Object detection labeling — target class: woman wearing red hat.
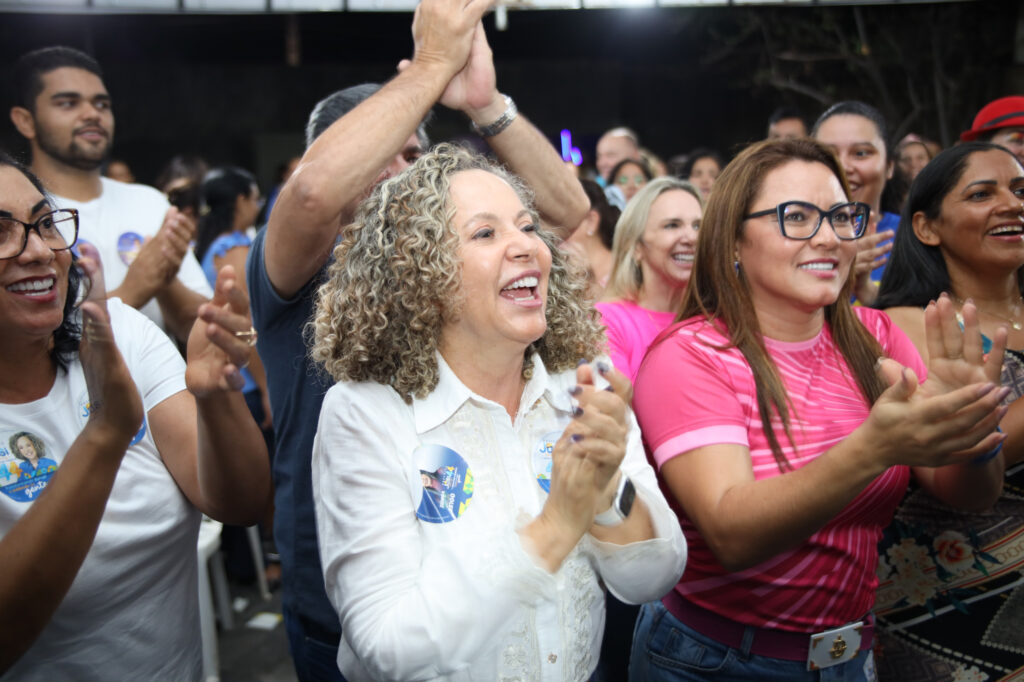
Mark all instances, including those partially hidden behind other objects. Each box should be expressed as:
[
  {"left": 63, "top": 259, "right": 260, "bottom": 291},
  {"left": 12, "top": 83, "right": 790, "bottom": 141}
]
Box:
[{"left": 961, "top": 95, "right": 1024, "bottom": 165}]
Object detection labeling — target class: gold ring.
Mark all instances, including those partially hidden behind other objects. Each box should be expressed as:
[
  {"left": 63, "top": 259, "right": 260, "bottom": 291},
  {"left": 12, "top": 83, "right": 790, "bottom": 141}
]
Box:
[{"left": 234, "top": 326, "right": 258, "bottom": 347}]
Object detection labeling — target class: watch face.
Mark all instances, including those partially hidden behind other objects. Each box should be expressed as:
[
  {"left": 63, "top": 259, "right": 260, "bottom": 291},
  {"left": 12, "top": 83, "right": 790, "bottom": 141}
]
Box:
[{"left": 618, "top": 477, "right": 636, "bottom": 518}]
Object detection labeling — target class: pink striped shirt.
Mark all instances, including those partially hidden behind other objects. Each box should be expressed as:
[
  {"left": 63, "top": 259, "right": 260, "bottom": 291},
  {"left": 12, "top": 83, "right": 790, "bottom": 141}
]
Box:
[{"left": 634, "top": 306, "right": 925, "bottom": 632}]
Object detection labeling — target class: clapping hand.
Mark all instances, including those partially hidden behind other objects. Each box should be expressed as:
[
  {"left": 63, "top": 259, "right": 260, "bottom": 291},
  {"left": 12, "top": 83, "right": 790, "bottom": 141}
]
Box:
[
  {"left": 185, "top": 265, "right": 256, "bottom": 397},
  {"left": 543, "top": 361, "right": 631, "bottom": 538},
  {"left": 77, "top": 243, "right": 145, "bottom": 446},
  {"left": 868, "top": 294, "right": 1007, "bottom": 469}
]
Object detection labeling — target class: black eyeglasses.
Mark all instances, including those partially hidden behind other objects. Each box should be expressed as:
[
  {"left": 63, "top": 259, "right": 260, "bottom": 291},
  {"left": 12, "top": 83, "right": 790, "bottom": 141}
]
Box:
[
  {"left": 744, "top": 201, "right": 870, "bottom": 241},
  {"left": 0, "top": 209, "right": 79, "bottom": 260}
]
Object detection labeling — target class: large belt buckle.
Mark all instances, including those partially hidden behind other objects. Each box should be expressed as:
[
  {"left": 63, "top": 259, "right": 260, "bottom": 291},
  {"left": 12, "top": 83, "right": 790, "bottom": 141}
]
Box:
[{"left": 806, "top": 621, "right": 863, "bottom": 671}]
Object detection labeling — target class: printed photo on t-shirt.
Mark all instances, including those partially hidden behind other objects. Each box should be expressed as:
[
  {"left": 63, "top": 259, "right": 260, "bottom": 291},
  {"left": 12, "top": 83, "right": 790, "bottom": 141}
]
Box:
[{"left": 0, "top": 430, "right": 58, "bottom": 503}]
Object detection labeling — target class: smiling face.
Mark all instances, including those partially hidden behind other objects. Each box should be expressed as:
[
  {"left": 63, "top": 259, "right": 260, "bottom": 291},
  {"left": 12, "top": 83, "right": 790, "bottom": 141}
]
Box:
[
  {"left": 737, "top": 160, "right": 857, "bottom": 326},
  {"left": 24, "top": 67, "right": 113, "bottom": 172},
  {"left": 814, "top": 113, "right": 891, "bottom": 211},
  {"left": 635, "top": 189, "right": 702, "bottom": 301},
  {"left": 917, "top": 149, "right": 1024, "bottom": 278},
  {"left": 0, "top": 165, "right": 71, "bottom": 345},
  {"left": 440, "top": 169, "right": 552, "bottom": 362},
  {"left": 16, "top": 436, "right": 38, "bottom": 463},
  {"left": 689, "top": 156, "right": 720, "bottom": 199}
]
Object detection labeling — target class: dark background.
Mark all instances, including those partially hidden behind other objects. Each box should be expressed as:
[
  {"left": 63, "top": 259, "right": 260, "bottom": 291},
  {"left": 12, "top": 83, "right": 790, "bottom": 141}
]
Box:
[{"left": 0, "top": 2, "right": 1019, "bottom": 189}]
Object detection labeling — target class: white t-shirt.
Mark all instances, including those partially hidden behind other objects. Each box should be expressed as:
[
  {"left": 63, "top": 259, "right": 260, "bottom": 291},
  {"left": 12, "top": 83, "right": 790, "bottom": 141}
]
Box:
[
  {"left": 313, "top": 353, "right": 687, "bottom": 681},
  {"left": 53, "top": 177, "right": 213, "bottom": 331},
  {"left": 0, "top": 300, "right": 202, "bottom": 681}
]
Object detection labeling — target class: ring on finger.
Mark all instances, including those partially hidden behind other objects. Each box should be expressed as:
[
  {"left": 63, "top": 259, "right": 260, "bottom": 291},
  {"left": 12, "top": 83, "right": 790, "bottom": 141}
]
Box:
[{"left": 234, "top": 326, "right": 258, "bottom": 347}]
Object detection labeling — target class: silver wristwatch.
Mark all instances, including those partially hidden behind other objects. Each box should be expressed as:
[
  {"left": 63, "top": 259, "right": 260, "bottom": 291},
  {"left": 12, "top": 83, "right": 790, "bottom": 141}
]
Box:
[{"left": 594, "top": 475, "right": 636, "bottom": 526}]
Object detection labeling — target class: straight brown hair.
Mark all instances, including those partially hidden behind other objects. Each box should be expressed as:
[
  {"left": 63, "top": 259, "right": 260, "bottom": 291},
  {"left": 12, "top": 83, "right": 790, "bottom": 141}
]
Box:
[{"left": 673, "top": 137, "right": 887, "bottom": 470}]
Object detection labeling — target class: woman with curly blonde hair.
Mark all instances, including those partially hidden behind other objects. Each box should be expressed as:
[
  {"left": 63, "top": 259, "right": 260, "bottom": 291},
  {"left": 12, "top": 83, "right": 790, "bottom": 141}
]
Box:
[{"left": 310, "top": 143, "right": 686, "bottom": 681}]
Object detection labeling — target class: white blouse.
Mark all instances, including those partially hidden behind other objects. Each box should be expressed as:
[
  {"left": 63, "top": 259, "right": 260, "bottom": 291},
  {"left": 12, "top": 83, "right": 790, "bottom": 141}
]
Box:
[{"left": 312, "top": 354, "right": 686, "bottom": 681}]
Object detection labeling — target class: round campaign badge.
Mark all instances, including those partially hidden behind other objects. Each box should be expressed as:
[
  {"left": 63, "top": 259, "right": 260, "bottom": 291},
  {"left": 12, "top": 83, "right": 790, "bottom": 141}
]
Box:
[
  {"left": 532, "top": 431, "right": 561, "bottom": 493},
  {"left": 411, "top": 444, "right": 474, "bottom": 524},
  {"left": 0, "top": 430, "right": 59, "bottom": 503},
  {"left": 117, "top": 231, "right": 145, "bottom": 266}
]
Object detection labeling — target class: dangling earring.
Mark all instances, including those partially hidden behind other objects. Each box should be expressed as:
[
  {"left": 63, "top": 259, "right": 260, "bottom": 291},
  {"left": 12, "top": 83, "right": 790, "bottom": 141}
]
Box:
[{"left": 733, "top": 259, "right": 740, "bottom": 273}]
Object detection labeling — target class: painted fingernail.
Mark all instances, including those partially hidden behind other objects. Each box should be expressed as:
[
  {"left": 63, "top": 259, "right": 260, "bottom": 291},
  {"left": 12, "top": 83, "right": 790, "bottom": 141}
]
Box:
[
  {"left": 570, "top": 434, "right": 584, "bottom": 443},
  {"left": 604, "top": 385, "right": 615, "bottom": 392},
  {"left": 597, "top": 361, "right": 611, "bottom": 374},
  {"left": 577, "top": 358, "right": 587, "bottom": 367},
  {"left": 997, "top": 386, "right": 1012, "bottom": 401},
  {"left": 572, "top": 406, "right": 584, "bottom": 418},
  {"left": 568, "top": 385, "right": 583, "bottom": 396},
  {"left": 978, "top": 383, "right": 996, "bottom": 396}
]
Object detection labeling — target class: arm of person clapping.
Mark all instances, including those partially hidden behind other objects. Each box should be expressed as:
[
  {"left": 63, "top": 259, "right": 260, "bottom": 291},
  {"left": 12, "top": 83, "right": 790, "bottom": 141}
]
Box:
[
  {"left": 147, "top": 264, "right": 271, "bottom": 525},
  {"left": 0, "top": 244, "right": 144, "bottom": 673},
  {"left": 519, "top": 361, "right": 683, "bottom": 579},
  {"left": 657, "top": 296, "right": 1006, "bottom": 573}
]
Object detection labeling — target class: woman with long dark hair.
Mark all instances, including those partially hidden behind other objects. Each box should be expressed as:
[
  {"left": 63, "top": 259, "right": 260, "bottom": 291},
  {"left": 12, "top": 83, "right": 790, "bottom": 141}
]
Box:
[
  {"left": 0, "top": 152, "right": 269, "bottom": 678},
  {"left": 873, "top": 141, "right": 1024, "bottom": 680}
]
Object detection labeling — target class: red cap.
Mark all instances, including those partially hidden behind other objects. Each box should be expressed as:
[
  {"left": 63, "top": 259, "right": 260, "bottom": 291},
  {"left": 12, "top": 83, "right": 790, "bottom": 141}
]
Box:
[{"left": 961, "top": 96, "right": 1024, "bottom": 142}]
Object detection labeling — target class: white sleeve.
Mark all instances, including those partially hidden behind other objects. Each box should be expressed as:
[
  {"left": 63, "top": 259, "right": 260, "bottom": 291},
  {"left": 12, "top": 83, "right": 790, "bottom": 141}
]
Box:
[
  {"left": 176, "top": 249, "right": 214, "bottom": 298},
  {"left": 107, "top": 299, "right": 187, "bottom": 411},
  {"left": 312, "top": 383, "right": 558, "bottom": 681},
  {"left": 585, "top": 410, "right": 687, "bottom": 605}
]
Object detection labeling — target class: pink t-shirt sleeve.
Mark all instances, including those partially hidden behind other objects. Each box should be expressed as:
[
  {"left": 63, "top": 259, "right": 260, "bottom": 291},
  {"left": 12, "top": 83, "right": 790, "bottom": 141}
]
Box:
[
  {"left": 856, "top": 307, "right": 928, "bottom": 381},
  {"left": 634, "top": 322, "right": 750, "bottom": 469},
  {"left": 595, "top": 302, "right": 633, "bottom": 380}
]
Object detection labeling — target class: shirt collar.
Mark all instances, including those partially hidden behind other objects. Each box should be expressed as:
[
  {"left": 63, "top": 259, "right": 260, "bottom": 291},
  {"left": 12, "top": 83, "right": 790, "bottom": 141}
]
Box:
[{"left": 413, "top": 352, "right": 575, "bottom": 434}]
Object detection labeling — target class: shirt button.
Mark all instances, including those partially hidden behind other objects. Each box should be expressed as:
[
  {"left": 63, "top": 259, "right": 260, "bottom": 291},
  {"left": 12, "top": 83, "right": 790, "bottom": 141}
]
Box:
[{"left": 547, "top": 653, "right": 557, "bottom": 664}]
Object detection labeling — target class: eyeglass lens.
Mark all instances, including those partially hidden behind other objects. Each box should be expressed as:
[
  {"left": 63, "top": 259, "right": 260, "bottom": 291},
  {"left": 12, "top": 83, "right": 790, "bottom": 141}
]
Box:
[
  {"left": 780, "top": 202, "right": 866, "bottom": 240},
  {"left": 0, "top": 210, "right": 78, "bottom": 259}
]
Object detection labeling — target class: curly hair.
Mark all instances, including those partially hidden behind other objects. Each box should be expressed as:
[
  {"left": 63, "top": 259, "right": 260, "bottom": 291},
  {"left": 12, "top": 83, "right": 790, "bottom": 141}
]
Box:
[{"left": 311, "top": 143, "right": 605, "bottom": 402}]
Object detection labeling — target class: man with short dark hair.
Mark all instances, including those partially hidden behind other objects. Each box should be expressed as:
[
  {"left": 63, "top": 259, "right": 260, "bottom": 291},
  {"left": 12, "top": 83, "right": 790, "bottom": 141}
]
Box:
[
  {"left": 767, "top": 106, "right": 808, "bottom": 139},
  {"left": 247, "top": 2, "right": 588, "bottom": 679},
  {"left": 9, "top": 46, "right": 211, "bottom": 344}
]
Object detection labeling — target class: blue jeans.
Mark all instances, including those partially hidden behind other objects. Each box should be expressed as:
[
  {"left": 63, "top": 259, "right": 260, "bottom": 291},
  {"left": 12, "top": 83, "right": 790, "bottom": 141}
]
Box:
[
  {"left": 629, "top": 601, "right": 876, "bottom": 682},
  {"left": 283, "top": 606, "right": 347, "bottom": 682}
]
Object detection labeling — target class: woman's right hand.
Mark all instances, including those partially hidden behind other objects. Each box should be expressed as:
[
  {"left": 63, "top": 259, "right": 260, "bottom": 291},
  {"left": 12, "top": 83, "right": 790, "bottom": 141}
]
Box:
[
  {"left": 863, "top": 295, "right": 1007, "bottom": 469},
  {"left": 77, "top": 244, "right": 145, "bottom": 448}
]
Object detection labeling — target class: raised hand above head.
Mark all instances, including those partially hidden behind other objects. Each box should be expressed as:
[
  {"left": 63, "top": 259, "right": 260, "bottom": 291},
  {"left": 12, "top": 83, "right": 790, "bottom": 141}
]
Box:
[{"left": 411, "top": 0, "right": 494, "bottom": 78}]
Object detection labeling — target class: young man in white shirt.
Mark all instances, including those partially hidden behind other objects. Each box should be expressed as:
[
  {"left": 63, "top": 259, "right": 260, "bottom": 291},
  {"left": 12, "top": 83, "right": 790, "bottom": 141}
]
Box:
[{"left": 10, "top": 47, "right": 212, "bottom": 344}]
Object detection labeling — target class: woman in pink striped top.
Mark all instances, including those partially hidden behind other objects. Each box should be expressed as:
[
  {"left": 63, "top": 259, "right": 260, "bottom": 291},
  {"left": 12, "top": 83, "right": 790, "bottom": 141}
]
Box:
[{"left": 630, "top": 138, "right": 1008, "bottom": 681}]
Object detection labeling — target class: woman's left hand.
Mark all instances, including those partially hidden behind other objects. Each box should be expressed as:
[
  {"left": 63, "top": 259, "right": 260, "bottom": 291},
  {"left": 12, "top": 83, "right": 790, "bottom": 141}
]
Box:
[
  {"left": 185, "top": 265, "right": 257, "bottom": 397},
  {"left": 921, "top": 293, "right": 1007, "bottom": 395}
]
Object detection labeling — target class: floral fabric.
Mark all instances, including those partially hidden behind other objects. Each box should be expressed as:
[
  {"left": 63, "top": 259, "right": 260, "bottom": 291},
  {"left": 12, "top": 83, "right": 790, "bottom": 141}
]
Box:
[{"left": 874, "top": 348, "right": 1024, "bottom": 681}]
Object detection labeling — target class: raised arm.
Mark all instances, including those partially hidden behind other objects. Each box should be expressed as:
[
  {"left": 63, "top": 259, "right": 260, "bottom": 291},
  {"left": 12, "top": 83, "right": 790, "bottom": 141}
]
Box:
[
  {"left": 0, "top": 248, "right": 144, "bottom": 672},
  {"left": 151, "top": 265, "right": 271, "bottom": 525},
  {"left": 426, "top": 22, "right": 589, "bottom": 239},
  {"left": 265, "top": 0, "right": 493, "bottom": 299}
]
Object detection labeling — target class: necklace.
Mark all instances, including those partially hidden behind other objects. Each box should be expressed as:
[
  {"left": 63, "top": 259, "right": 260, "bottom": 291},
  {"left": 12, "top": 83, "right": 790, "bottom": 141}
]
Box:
[{"left": 952, "top": 294, "right": 1024, "bottom": 331}]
